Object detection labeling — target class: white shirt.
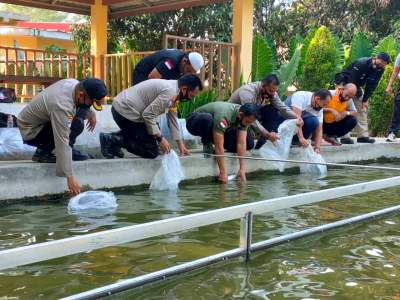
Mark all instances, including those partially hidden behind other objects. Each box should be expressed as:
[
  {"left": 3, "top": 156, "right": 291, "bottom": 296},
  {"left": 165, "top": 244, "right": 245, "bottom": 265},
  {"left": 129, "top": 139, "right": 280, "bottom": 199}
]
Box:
[{"left": 286, "top": 91, "right": 323, "bottom": 123}]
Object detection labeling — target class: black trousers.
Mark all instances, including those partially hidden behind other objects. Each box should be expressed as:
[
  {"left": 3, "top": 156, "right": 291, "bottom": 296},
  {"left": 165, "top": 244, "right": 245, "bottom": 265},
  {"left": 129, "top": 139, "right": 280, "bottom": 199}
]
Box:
[
  {"left": 112, "top": 107, "right": 159, "bottom": 158},
  {"left": 259, "top": 105, "right": 282, "bottom": 133},
  {"left": 22, "top": 108, "right": 88, "bottom": 153},
  {"left": 323, "top": 116, "right": 357, "bottom": 137},
  {"left": 389, "top": 87, "right": 400, "bottom": 133},
  {"left": 186, "top": 112, "right": 254, "bottom": 152}
]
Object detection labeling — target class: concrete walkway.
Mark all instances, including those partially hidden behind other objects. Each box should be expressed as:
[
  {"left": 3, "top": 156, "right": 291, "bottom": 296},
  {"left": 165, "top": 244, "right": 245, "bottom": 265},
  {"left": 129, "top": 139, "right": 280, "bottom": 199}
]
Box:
[
  {"left": 1, "top": 139, "right": 400, "bottom": 202},
  {"left": 0, "top": 140, "right": 400, "bottom": 201}
]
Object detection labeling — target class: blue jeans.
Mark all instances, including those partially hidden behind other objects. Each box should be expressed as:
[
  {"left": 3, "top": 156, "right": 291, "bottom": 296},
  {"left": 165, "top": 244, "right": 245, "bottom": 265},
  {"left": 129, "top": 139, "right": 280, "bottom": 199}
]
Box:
[{"left": 389, "top": 88, "right": 400, "bottom": 134}]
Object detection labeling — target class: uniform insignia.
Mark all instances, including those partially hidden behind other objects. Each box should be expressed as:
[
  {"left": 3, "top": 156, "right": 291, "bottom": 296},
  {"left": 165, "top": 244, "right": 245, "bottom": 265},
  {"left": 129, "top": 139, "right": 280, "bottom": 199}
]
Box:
[
  {"left": 219, "top": 119, "right": 228, "bottom": 129},
  {"left": 165, "top": 59, "right": 174, "bottom": 70}
]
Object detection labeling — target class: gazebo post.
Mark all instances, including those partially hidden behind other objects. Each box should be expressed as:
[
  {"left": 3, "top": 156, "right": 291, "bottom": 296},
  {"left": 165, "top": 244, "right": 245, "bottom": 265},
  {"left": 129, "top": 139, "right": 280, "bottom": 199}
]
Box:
[
  {"left": 90, "top": 0, "right": 108, "bottom": 80},
  {"left": 232, "top": 0, "right": 254, "bottom": 89}
]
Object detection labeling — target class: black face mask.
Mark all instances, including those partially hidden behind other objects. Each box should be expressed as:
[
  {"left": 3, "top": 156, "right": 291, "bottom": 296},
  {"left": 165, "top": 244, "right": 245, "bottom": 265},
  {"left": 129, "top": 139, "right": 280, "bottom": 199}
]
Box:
[
  {"left": 78, "top": 103, "right": 92, "bottom": 110},
  {"left": 178, "top": 89, "right": 190, "bottom": 102},
  {"left": 339, "top": 93, "right": 346, "bottom": 102}
]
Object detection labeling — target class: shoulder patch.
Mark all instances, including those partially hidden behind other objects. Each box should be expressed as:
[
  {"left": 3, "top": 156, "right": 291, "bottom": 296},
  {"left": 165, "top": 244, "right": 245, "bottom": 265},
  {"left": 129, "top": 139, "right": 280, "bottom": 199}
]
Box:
[
  {"left": 165, "top": 59, "right": 175, "bottom": 70},
  {"left": 219, "top": 118, "right": 228, "bottom": 129}
]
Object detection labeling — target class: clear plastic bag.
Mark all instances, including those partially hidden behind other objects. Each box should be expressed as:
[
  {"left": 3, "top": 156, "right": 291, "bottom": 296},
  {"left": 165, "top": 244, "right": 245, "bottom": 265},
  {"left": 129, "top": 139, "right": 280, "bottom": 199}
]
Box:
[
  {"left": 299, "top": 145, "right": 327, "bottom": 178},
  {"left": 259, "top": 119, "right": 297, "bottom": 171},
  {"left": 0, "top": 128, "right": 36, "bottom": 160},
  {"left": 150, "top": 150, "right": 185, "bottom": 191},
  {"left": 67, "top": 191, "right": 118, "bottom": 214}
]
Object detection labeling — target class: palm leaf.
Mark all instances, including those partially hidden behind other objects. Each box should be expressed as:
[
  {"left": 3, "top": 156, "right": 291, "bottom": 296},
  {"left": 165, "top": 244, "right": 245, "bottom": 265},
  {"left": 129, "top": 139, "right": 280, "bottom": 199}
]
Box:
[
  {"left": 346, "top": 32, "right": 372, "bottom": 66},
  {"left": 332, "top": 33, "right": 345, "bottom": 72},
  {"left": 289, "top": 33, "right": 303, "bottom": 59},
  {"left": 297, "top": 27, "right": 317, "bottom": 77},
  {"left": 252, "top": 34, "right": 274, "bottom": 81},
  {"left": 276, "top": 45, "right": 302, "bottom": 97},
  {"left": 372, "top": 35, "right": 400, "bottom": 63}
]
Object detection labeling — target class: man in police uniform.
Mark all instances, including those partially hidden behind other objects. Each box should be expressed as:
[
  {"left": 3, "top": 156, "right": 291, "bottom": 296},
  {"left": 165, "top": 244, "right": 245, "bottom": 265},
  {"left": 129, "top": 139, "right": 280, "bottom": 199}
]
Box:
[
  {"left": 186, "top": 102, "right": 259, "bottom": 183},
  {"left": 100, "top": 74, "right": 203, "bottom": 159},
  {"left": 229, "top": 73, "right": 302, "bottom": 149},
  {"left": 17, "top": 78, "right": 107, "bottom": 195},
  {"left": 132, "top": 49, "right": 204, "bottom": 85},
  {"left": 335, "top": 52, "right": 390, "bottom": 143}
]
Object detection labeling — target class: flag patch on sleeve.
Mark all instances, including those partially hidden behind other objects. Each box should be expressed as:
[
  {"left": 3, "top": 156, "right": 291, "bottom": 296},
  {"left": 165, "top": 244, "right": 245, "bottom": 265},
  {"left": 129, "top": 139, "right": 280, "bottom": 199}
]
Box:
[
  {"left": 165, "top": 59, "right": 174, "bottom": 70},
  {"left": 219, "top": 119, "right": 228, "bottom": 129}
]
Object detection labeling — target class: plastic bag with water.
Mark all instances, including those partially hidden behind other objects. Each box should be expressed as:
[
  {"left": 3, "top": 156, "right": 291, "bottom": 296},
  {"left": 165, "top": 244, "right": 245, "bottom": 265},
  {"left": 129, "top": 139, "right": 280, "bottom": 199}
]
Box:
[
  {"left": 67, "top": 191, "right": 118, "bottom": 214},
  {"left": 0, "top": 128, "right": 36, "bottom": 160},
  {"left": 299, "top": 145, "right": 327, "bottom": 178},
  {"left": 150, "top": 150, "right": 185, "bottom": 191},
  {"left": 259, "top": 119, "right": 298, "bottom": 171}
]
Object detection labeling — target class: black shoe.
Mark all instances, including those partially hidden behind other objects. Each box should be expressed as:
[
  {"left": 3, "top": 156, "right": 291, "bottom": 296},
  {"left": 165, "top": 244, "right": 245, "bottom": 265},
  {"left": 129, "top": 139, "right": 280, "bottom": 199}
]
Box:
[
  {"left": 340, "top": 137, "right": 354, "bottom": 144},
  {"left": 357, "top": 137, "right": 375, "bottom": 144},
  {"left": 110, "top": 132, "right": 125, "bottom": 158},
  {"left": 32, "top": 149, "right": 56, "bottom": 163},
  {"left": 72, "top": 148, "right": 90, "bottom": 161},
  {"left": 100, "top": 133, "right": 115, "bottom": 159}
]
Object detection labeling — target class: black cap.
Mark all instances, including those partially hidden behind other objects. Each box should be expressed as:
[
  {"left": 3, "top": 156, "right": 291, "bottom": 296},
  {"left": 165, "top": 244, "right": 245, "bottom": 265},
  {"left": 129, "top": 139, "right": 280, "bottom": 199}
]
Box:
[
  {"left": 239, "top": 103, "right": 261, "bottom": 120},
  {"left": 82, "top": 78, "right": 107, "bottom": 100},
  {"left": 377, "top": 52, "right": 391, "bottom": 64}
]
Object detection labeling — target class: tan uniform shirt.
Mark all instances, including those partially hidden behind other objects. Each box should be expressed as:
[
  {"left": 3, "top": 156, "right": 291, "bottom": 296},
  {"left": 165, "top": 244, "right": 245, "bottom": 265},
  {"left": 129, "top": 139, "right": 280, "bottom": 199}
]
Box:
[
  {"left": 18, "top": 79, "right": 78, "bottom": 177},
  {"left": 229, "top": 82, "right": 296, "bottom": 132},
  {"left": 112, "top": 79, "right": 181, "bottom": 140}
]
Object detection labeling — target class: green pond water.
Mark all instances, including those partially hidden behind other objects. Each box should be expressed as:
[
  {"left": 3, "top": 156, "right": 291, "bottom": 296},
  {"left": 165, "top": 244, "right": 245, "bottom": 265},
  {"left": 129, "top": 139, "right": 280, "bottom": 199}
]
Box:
[{"left": 1, "top": 162, "right": 400, "bottom": 299}]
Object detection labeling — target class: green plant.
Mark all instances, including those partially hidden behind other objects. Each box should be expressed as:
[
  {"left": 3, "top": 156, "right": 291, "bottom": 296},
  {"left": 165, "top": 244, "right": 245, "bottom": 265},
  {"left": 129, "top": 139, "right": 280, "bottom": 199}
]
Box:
[
  {"left": 372, "top": 35, "right": 400, "bottom": 62},
  {"left": 178, "top": 89, "right": 217, "bottom": 119},
  {"left": 333, "top": 33, "right": 345, "bottom": 72},
  {"left": 297, "top": 27, "right": 317, "bottom": 78},
  {"left": 368, "top": 65, "right": 399, "bottom": 136},
  {"left": 346, "top": 32, "right": 372, "bottom": 66},
  {"left": 251, "top": 34, "right": 274, "bottom": 81},
  {"left": 289, "top": 33, "right": 303, "bottom": 60},
  {"left": 275, "top": 45, "right": 302, "bottom": 97},
  {"left": 301, "top": 26, "right": 338, "bottom": 91}
]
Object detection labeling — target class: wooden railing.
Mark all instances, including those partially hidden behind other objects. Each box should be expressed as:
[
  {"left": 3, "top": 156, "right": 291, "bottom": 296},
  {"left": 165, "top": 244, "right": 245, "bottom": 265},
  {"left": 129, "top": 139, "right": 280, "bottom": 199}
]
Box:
[
  {"left": 163, "top": 34, "right": 237, "bottom": 99},
  {"left": 102, "top": 51, "right": 153, "bottom": 98},
  {"left": 0, "top": 46, "right": 93, "bottom": 101}
]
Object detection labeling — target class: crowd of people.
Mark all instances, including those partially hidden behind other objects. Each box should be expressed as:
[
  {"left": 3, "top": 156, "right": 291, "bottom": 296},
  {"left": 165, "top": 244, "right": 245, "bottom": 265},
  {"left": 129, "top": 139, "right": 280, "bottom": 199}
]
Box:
[{"left": 13, "top": 48, "right": 400, "bottom": 195}]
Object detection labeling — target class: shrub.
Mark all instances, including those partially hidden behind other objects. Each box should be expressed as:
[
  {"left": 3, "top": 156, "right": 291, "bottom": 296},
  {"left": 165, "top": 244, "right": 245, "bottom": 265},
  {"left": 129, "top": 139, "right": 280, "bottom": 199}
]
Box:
[
  {"left": 300, "top": 26, "right": 338, "bottom": 91},
  {"left": 178, "top": 89, "right": 217, "bottom": 119},
  {"left": 251, "top": 34, "right": 274, "bottom": 81},
  {"left": 368, "top": 65, "right": 398, "bottom": 136},
  {"left": 346, "top": 32, "right": 372, "bottom": 66}
]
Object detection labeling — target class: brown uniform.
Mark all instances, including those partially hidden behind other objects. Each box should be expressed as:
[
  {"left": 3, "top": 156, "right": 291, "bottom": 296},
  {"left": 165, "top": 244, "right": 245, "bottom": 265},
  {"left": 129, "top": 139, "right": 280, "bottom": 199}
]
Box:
[
  {"left": 18, "top": 79, "right": 78, "bottom": 177},
  {"left": 112, "top": 79, "right": 181, "bottom": 140},
  {"left": 229, "top": 81, "right": 296, "bottom": 132}
]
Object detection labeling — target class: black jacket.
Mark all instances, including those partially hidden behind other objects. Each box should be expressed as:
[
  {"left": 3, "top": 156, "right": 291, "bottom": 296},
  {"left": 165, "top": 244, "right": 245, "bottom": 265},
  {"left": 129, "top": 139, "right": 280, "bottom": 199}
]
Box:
[{"left": 335, "top": 57, "right": 384, "bottom": 102}]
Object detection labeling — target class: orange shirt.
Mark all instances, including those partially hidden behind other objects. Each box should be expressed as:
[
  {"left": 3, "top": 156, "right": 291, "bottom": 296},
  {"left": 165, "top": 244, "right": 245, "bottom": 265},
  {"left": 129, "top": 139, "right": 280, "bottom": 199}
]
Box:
[{"left": 324, "top": 89, "right": 348, "bottom": 124}]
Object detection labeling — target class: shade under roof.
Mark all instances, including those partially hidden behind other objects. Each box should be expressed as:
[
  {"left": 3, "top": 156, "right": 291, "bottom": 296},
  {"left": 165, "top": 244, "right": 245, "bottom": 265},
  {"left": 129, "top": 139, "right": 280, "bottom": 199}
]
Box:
[{"left": 0, "top": 0, "right": 227, "bottom": 19}]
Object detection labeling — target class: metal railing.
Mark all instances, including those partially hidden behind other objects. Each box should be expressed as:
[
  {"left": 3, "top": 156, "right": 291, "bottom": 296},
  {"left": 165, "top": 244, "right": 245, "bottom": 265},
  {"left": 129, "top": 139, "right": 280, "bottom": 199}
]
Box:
[
  {"left": 0, "top": 46, "right": 93, "bottom": 101},
  {"left": 102, "top": 51, "right": 154, "bottom": 99},
  {"left": 164, "top": 34, "right": 237, "bottom": 99},
  {"left": 1, "top": 176, "right": 400, "bottom": 299}
]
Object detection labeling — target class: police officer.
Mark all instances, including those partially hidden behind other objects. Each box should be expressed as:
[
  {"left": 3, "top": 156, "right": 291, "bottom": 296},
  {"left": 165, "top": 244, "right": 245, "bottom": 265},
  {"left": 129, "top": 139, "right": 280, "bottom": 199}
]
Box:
[
  {"left": 229, "top": 74, "right": 302, "bottom": 149},
  {"left": 186, "top": 102, "right": 259, "bottom": 183},
  {"left": 17, "top": 78, "right": 107, "bottom": 195},
  {"left": 100, "top": 74, "right": 203, "bottom": 159},
  {"left": 335, "top": 52, "right": 390, "bottom": 144},
  {"left": 132, "top": 49, "right": 204, "bottom": 85}
]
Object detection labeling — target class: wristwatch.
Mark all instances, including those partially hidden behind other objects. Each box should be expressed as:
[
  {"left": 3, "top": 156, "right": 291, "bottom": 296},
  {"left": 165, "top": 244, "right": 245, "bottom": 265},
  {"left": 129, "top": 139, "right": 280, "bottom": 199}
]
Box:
[{"left": 346, "top": 111, "right": 350, "bottom": 116}]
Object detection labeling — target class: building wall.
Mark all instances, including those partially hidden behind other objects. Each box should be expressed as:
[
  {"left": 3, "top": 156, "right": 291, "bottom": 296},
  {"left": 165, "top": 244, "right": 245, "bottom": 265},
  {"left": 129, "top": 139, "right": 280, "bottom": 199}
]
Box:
[{"left": 0, "top": 34, "right": 76, "bottom": 52}]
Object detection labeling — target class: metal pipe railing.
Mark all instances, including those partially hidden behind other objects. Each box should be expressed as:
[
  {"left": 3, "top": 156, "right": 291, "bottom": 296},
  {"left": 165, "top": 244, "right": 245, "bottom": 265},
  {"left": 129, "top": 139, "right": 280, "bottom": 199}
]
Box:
[
  {"left": 1, "top": 176, "right": 400, "bottom": 299},
  {"left": 63, "top": 203, "right": 400, "bottom": 300}
]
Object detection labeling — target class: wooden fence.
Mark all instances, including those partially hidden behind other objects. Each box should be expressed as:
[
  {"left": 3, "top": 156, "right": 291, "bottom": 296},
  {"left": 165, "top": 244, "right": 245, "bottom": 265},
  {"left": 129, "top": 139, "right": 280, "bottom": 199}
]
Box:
[{"left": 0, "top": 46, "right": 93, "bottom": 101}]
